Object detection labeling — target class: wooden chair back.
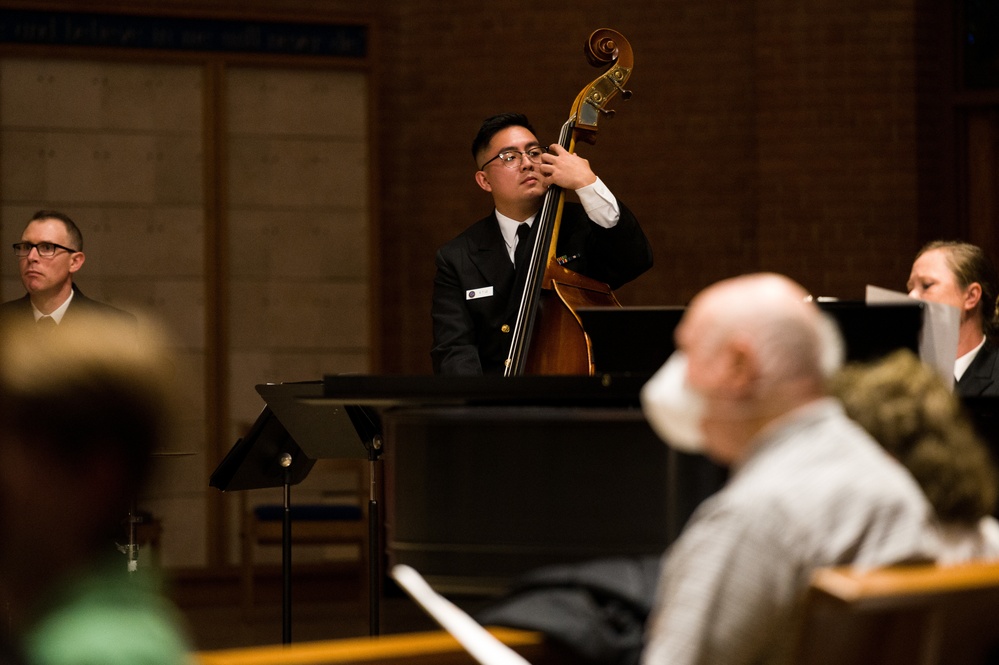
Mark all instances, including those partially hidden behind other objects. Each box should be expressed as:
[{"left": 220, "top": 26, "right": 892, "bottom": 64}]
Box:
[
  {"left": 794, "top": 561, "right": 999, "bottom": 665},
  {"left": 194, "top": 628, "right": 574, "bottom": 665}
]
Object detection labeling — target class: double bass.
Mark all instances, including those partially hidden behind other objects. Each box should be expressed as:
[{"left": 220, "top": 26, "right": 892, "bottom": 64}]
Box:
[{"left": 504, "top": 28, "right": 635, "bottom": 376}]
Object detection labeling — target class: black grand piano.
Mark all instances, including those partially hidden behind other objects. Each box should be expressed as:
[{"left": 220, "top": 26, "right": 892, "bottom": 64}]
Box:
[
  {"left": 230, "top": 300, "right": 999, "bottom": 599},
  {"left": 320, "top": 372, "right": 715, "bottom": 594},
  {"left": 314, "top": 300, "right": 945, "bottom": 593}
]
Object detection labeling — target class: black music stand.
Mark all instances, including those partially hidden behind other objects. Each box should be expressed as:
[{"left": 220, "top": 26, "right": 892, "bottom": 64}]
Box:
[
  {"left": 577, "top": 301, "right": 925, "bottom": 376},
  {"left": 209, "top": 381, "right": 379, "bottom": 643}
]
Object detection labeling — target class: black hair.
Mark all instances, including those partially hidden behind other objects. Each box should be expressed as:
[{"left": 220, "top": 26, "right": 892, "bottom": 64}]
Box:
[{"left": 471, "top": 112, "right": 537, "bottom": 166}]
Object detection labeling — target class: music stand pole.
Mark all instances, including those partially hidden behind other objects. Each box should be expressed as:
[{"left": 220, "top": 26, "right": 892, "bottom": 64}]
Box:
[
  {"left": 367, "top": 436, "right": 382, "bottom": 636},
  {"left": 126, "top": 498, "right": 139, "bottom": 573},
  {"left": 280, "top": 452, "right": 293, "bottom": 645}
]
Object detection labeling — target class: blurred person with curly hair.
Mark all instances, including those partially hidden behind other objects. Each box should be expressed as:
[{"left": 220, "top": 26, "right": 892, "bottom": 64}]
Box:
[{"left": 832, "top": 348, "right": 999, "bottom": 564}]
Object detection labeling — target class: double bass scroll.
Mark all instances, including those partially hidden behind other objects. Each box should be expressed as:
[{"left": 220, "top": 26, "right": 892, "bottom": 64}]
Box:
[
  {"left": 503, "top": 29, "right": 635, "bottom": 377},
  {"left": 574, "top": 29, "right": 635, "bottom": 144}
]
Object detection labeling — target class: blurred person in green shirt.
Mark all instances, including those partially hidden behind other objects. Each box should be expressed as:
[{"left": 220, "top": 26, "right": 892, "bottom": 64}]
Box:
[{"left": 0, "top": 312, "right": 193, "bottom": 665}]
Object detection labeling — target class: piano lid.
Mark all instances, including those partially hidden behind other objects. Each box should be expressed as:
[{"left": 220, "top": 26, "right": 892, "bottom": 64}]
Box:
[
  {"left": 578, "top": 301, "right": 924, "bottom": 375},
  {"left": 319, "top": 302, "right": 925, "bottom": 406},
  {"left": 320, "top": 374, "right": 648, "bottom": 407}
]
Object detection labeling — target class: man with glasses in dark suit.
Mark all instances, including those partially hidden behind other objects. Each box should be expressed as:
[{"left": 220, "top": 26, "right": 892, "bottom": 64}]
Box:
[
  {"left": 0, "top": 210, "right": 134, "bottom": 329},
  {"left": 431, "top": 112, "right": 653, "bottom": 375}
]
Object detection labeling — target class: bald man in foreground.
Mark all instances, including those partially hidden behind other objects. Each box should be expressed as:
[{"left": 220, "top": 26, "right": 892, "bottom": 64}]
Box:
[{"left": 639, "top": 273, "right": 941, "bottom": 665}]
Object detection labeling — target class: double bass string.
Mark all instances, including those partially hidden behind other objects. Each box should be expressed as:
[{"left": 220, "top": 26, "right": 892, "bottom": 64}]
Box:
[
  {"left": 504, "top": 117, "right": 575, "bottom": 375},
  {"left": 503, "top": 28, "right": 634, "bottom": 376}
]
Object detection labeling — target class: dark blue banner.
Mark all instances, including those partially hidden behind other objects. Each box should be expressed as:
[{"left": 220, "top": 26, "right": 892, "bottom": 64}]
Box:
[{"left": 0, "top": 9, "right": 367, "bottom": 58}]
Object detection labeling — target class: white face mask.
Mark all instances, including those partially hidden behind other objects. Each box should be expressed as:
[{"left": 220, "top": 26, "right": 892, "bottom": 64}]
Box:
[{"left": 640, "top": 351, "right": 707, "bottom": 454}]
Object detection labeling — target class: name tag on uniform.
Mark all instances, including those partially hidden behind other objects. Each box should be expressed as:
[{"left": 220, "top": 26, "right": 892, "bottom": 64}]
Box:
[{"left": 466, "top": 286, "right": 494, "bottom": 300}]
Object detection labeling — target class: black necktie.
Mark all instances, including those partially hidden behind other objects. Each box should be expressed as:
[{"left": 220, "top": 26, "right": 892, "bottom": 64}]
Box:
[{"left": 514, "top": 223, "right": 532, "bottom": 270}]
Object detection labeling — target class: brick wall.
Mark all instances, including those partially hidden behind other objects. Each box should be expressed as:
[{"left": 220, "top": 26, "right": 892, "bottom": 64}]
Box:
[
  {"left": 375, "top": 0, "right": 948, "bottom": 373},
  {"left": 0, "top": 0, "right": 960, "bottom": 571},
  {"left": 0, "top": 0, "right": 951, "bottom": 376}
]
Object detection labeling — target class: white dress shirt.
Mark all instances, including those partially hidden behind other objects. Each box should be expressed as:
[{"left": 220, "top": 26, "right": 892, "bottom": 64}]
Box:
[
  {"left": 495, "top": 177, "right": 621, "bottom": 263},
  {"left": 31, "top": 288, "right": 74, "bottom": 323}
]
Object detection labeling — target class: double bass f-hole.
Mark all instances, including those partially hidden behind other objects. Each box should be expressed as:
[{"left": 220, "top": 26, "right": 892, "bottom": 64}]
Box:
[{"left": 503, "top": 29, "right": 634, "bottom": 376}]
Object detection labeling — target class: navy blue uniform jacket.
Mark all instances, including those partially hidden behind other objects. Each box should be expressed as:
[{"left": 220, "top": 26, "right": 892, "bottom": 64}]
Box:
[
  {"left": 957, "top": 344, "right": 999, "bottom": 397},
  {"left": 431, "top": 201, "right": 652, "bottom": 375}
]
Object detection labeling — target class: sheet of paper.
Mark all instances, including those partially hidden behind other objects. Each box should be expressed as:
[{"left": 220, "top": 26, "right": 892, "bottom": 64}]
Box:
[
  {"left": 391, "top": 564, "right": 532, "bottom": 665},
  {"left": 865, "top": 285, "right": 958, "bottom": 390}
]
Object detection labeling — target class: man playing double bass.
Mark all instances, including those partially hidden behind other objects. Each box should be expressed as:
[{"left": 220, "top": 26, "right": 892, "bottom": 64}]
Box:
[{"left": 431, "top": 112, "right": 653, "bottom": 376}]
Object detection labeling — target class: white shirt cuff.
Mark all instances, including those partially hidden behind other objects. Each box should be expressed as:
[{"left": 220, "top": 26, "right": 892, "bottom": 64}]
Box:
[{"left": 575, "top": 177, "right": 620, "bottom": 228}]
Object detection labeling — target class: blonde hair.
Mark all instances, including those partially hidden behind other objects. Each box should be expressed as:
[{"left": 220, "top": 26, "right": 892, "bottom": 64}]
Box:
[
  {"left": 918, "top": 241, "right": 999, "bottom": 343},
  {"left": 0, "top": 313, "right": 175, "bottom": 498}
]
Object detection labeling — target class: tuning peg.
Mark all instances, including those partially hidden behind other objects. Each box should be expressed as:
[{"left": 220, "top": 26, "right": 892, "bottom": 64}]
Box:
[
  {"left": 610, "top": 78, "right": 633, "bottom": 100},
  {"left": 584, "top": 97, "right": 617, "bottom": 118}
]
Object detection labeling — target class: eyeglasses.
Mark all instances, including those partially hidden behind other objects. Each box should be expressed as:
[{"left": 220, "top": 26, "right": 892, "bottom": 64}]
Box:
[
  {"left": 480, "top": 147, "right": 548, "bottom": 170},
  {"left": 13, "top": 241, "right": 79, "bottom": 258}
]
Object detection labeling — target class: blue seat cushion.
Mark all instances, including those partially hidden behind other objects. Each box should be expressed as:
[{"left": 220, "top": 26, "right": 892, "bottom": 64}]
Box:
[{"left": 254, "top": 504, "right": 362, "bottom": 522}]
